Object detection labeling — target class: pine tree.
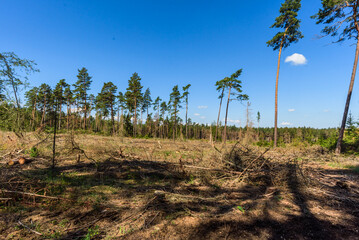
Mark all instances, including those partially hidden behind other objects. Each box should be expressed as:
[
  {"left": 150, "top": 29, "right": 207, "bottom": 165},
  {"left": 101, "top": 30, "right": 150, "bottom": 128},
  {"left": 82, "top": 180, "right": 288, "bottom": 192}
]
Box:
[
  {"left": 25, "top": 86, "right": 39, "bottom": 129},
  {"left": 169, "top": 85, "right": 181, "bottom": 141},
  {"left": 182, "top": 84, "right": 191, "bottom": 139},
  {"left": 54, "top": 79, "right": 69, "bottom": 130},
  {"left": 312, "top": 0, "right": 359, "bottom": 154},
  {"left": 117, "top": 91, "right": 126, "bottom": 136},
  {"left": 267, "top": 0, "right": 303, "bottom": 147},
  {"left": 125, "top": 73, "right": 143, "bottom": 137},
  {"left": 257, "top": 111, "right": 261, "bottom": 137},
  {"left": 38, "top": 83, "right": 53, "bottom": 126},
  {"left": 98, "top": 82, "right": 118, "bottom": 135},
  {"left": 219, "top": 69, "right": 248, "bottom": 144},
  {"left": 0, "top": 80, "right": 4, "bottom": 101},
  {"left": 160, "top": 101, "right": 167, "bottom": 138},
  {"left": 153, "top": 96, "right": 162, "bottom": 137},
  {"left": 73, "top": 67, "right": 92, "bottom": 130},
  {"left": 142, "top": 88, "right": 152, "bottom": 118},
  {"left": 215, "top": 80, "right": 226, "bottom": 142},
  {"left": 64, "top": 86, "right": 73, "bottom": 131}
]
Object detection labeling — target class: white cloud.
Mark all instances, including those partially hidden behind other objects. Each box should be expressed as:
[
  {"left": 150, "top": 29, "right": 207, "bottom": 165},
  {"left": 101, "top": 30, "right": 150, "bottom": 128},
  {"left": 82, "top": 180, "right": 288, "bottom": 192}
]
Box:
[
  {"left": 281, "top": 122, "right": 292, "bottom": 126},
  {"left": 323, "top": 109, "right": 330, "bottom": 112},
  {"left": 198, "top": 105, "right": 208, "bottom": 109},
  {"left": 288, "top": 109, "right": 295, "bottom": 112},
  {"left": 285, "top": 53, "right": 307, "bottom": 66},
  {"left": 229, "top": 119, "right": 241, "bottom": 124},
  {"left": 194, "top": 113, "right": 200, "bottom": 116},
  {"left": 200, "top": 116, "right": 206, "bottom": 119}
]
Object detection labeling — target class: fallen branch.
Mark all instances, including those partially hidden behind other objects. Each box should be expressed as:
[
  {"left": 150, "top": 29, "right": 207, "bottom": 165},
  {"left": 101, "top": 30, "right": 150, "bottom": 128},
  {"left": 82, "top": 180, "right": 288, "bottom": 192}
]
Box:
[
  {"left": 0, "top": 197, "right": 12, "bottom": 201},
  {"left": 18, "top": 220, "right": 43, "bottom": 236},
  {"left": 1, "top": 189, "right": 58, "bottom": 199},
  {"left": 171, "top": 163, "right": 243, "bottom": 175},
  {"left": 236, "top": 148, "right": 271, "bottom": 179}
]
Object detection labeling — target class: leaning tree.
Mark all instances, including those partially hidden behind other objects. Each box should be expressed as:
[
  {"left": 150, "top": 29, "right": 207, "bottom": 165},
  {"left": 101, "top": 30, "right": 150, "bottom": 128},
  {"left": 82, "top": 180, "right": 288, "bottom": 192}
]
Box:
[
  {"left": 313, "top": 0, "right": 359, "bottom": 154},
  {"left": 267, "top": 0, "right": 303, "bottom": 147},
  {"left": 220, "top": 69, "right": 248, "bottom": 144},
  {"left": 0, "top": 52, "right": 38, "bottom": 130}
]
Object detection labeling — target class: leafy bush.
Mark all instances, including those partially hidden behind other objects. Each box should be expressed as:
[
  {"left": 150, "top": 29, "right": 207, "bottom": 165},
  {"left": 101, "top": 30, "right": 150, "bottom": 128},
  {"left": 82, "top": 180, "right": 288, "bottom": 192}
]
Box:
[{"left": 29, "top": 147, "right": 39, "bottom": 157}]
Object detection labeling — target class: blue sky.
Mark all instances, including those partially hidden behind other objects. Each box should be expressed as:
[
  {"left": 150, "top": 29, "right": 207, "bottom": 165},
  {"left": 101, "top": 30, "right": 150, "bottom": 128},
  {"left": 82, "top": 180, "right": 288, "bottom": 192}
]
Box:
[{"left": 1, "top": 0, "right": 358, "bottom": 128}]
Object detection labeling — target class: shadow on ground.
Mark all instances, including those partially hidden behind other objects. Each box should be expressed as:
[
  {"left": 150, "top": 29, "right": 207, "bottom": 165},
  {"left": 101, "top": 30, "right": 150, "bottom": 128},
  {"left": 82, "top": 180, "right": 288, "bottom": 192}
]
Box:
[{"left": 1, "top": 158, "right": 359, "bottom": 239}]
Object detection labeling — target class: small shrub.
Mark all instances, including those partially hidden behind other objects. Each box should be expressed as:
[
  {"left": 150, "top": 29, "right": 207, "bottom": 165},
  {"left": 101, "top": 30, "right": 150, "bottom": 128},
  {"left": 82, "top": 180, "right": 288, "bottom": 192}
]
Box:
[
  {"left": 82, "top": 226, "right": 100, "bottom": 240},
  {"left": 29, "top": 147, "right": 39, "bottom": 157}
]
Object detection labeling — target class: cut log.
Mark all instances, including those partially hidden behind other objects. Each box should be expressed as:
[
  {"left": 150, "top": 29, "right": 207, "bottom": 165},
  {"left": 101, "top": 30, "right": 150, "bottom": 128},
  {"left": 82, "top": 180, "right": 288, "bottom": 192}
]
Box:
[{"left": 19, "top": 157, "right": 26, "bottom": 165}]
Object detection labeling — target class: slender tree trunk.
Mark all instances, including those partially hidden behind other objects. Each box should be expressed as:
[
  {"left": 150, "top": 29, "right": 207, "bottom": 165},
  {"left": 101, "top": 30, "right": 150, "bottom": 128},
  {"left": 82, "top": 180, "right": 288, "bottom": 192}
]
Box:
[
  {"left": 41, "top": 96, "right": 47, "bottom": 126},
  {"left": 58, "top": 103, "right": 62, "bottom": 130},
  {"left": 52, "top": 104, "right": 57, "bottom": 171},
  {"left": 31, "top": 95, "right": 37, "bottom": 130},
  {"left": 84, "top": 94, "right": 87, "bottom": 130},
  {"left": 223, "top": 86, "right": 231, "bottom": 144},
  {"left": 134, "top": 97, "right": 137, "bottom": 137},
  {"left": 336, "top": 37, "right": 359, "bottom": 154},
  {"left": 173, "top": 107, "right": 177, "bottom": 142},
  {"left": 117, "top": 106, "right": 120, "bottom": 135},
  {"left": 274, "top": 41, "right": 284, "bottom": 148},
  {"left": 185, "top": 100, "right": 188, "bottom": 139},
  {"left": 111, "top": 104, "right": 115, "bottom": 135},
  {"left": 121, "top": 107, "right": 124, "bottom": 136},
  {"left": 215, "top": 88, "right": 224, "bottom": 142},
  {"left": 66, "top": 101, "right": 70, "bottom": 132}
]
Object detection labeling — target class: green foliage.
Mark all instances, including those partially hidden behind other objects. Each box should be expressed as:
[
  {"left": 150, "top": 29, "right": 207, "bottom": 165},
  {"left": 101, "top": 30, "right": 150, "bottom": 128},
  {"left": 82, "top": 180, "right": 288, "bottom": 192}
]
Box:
[
  {"left": 312, "top": 0, "right": 359, "bottom": 43},
  {"left": 82, "top": 226, "right": 100, "bottom": 240},
  {"left": 125, "top": 72, "right": 143, "bottom": 114},
  {"left": 0, "top": 52, "right": 39, "bottom": 108},
  {"left": 29, "top": 147, "right": 39, "bottom": 157},
  {"left": 169, "top": 85, "right": 182, "bottom": 118},
  {"left": 236, "top": 205, "right": 245, "bottom": 213},
  {"left": 142, "top": 87, "right": 152, "bottom": 115},
  {"left": 267, "top": 0, "right": 303, "bottom": 50}
]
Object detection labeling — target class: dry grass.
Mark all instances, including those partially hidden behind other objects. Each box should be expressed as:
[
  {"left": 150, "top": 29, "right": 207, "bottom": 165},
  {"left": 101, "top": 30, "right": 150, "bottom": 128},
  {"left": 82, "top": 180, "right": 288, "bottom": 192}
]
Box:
[{"left": 1, "top": 132, "right": 359, "bottom": 239}]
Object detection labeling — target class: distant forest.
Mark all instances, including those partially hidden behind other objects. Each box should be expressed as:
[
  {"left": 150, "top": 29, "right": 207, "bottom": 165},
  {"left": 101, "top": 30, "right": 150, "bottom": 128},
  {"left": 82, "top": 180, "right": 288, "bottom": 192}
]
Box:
[{"left": 0, "top": 55, "right": 343, "bottom": 151}]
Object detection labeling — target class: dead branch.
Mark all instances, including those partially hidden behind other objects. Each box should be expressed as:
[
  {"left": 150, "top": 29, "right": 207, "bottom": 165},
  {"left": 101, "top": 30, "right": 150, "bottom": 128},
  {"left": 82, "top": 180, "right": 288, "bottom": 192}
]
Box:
[
  {"left": 18, "top": 220, "right": 43, "bottom": 236},
  {"left": 236, "top": 148, "right": 271, "bottom": 179},
  {"left": 1, "top": 189, "right": 58, "bottom": 199}
]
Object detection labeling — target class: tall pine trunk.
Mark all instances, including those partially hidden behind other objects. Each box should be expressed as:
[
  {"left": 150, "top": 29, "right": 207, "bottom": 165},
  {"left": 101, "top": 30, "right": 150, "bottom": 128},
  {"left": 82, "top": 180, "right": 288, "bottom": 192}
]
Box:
[
  {"left": 134, "top": 97, "right": 137, "bottom": 137},
  {"left": 215, "top": 88, "right": 224, "bottom": 142},
  {"left": 336, "top": 37, "right": 359, "bottom": 154},
  {"left": 66, "top": 101, "right": 70, "bottom": 132},
  {"left": 274, "top": 40, "right": 284, "bottom": 148},
  {"left": 223, "top": 86, "right": 231, "bottom": 144},
  {"left": 173, "top": 107, "right": 177, "bottom": 142},
  {"left": 41, "top": 96, "right": 47, "bottom": 126},
  {"left": 185, "top": 100, "right": 188, "bottom": 139}
]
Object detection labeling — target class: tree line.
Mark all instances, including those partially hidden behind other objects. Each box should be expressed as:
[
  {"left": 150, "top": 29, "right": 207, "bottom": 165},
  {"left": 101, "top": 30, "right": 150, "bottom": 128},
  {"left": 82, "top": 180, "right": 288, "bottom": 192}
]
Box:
[{"left": 1, "top": 0, "right": 359, "bottom": 152}]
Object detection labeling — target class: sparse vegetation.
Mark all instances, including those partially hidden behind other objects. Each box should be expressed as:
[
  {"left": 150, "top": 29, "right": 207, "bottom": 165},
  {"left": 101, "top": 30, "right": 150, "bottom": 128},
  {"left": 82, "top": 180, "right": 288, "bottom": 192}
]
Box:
[{"left": 2, "top": 1, "right": 359, "bottom": 239}]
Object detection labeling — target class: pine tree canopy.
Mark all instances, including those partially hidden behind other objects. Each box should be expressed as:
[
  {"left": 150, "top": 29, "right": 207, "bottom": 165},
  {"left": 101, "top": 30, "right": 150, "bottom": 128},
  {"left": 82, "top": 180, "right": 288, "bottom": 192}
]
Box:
[
  {"left": 267, "top": 0, "right": 303, "bottom": 50},
  {"left": 74, "top": 67, "right": 92, "bottom": 105},
  {"left": 312, "top": 0, "right": 359, "bottom": 42},
  {"left": 125, "top": 72, "right": 143, "bottom": 113},
  {"left": 169, "top": 85, "right": 182, "bottom": 113}
]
